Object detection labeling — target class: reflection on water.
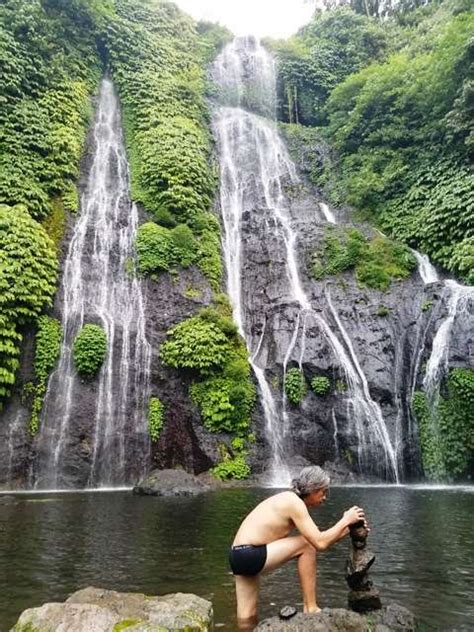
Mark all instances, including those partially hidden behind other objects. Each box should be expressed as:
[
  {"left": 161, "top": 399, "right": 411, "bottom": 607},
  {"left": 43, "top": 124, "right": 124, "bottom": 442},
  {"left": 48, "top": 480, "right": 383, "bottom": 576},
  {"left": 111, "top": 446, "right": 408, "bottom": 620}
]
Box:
[{"left": 0, "top": 487, "right": 473, "bottom": 630}]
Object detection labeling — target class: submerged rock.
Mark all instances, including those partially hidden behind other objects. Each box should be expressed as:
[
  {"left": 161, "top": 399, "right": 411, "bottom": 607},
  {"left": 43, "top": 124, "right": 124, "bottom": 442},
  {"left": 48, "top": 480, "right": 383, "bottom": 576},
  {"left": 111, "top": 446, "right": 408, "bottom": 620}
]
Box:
[
  {"left": 256, "top": 604, "right": 415, "bottom": 631},
  {"left": 11, "top": 586, "right": 213, "bottom": 631},
  {"left": 132, "top": 468, "right": 210, "bottom": 496}
]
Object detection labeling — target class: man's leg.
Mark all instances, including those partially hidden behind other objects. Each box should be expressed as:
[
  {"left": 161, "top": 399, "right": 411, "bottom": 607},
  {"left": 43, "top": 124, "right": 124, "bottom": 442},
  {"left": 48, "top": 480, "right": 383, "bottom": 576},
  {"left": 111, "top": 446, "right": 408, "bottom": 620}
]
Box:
[
  {"left": 235, "top": 574, "right": 260, "bottom": 629},
  {"left": 263, "top": 535, "right": 319, "bottom": 613}
]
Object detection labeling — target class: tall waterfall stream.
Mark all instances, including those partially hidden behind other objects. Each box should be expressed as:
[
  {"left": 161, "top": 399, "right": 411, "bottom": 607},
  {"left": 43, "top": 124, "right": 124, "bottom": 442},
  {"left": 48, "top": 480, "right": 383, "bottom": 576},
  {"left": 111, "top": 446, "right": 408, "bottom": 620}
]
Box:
[
  {"left": 212, "top": 37, "right": 401, "bottom": 483},
  {"left": 31, "top": 79, "right": 152, "bottom": 489}
]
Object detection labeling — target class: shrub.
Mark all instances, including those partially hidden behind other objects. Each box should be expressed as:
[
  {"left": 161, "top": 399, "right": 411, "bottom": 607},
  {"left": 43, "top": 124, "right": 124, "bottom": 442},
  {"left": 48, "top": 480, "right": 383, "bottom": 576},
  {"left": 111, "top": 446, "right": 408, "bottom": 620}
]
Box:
[
  {"left": 285, "top": 368, "right": 307, "bottom": 405},
  {"left": 148, "top": 397, "right": 164, "bottom": 442},
  {"left": 73, "top": 324, "right": 107, "bottom": 377},
  {"left": 170, "top": 224, "right": 198, "bottom": 267},
  {"left": 311, "top": 227, "right": 415, "bottom": 291},
  {"left": 311, "top": 376, "right": 331, "bottom": 396},
  {"left": 211, "top": 454, "right": 251, "bottom": 481},
  {"left": 0, "top": 204, "right": 58, "bottom": 403},
  {"left": 160, "top": 317, "right": 231, "bottom": 374},
  {"left": 30, "top": 316, "right": 62, "bottom": 434},
  {"left": 376, "top": 306, "right": 390, "bottom": 317},
  {"left": 412, "top": 368, "right": 474, "bottom": 480},
  {"left": 136, "top": 222, "right": 174, "bottom": 275},
  {"left": 190, "top": 375, "right": 255, "bottom": 434}
]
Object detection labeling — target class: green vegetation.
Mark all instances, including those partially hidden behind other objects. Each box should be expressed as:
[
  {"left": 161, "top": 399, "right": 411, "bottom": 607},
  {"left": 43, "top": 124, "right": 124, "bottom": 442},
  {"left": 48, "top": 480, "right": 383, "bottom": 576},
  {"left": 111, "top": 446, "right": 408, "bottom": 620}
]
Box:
[
  {"left": 0, "top": 204, "right": 58, "bottom": 404},
  {"left": 412, "top": 369, "right": 474, "bottom": 480},
  {"left": 311, "top": 227, "right": 416, "bottom": 290},
  {"left": 0, "top": 0, "right": 107, "bottom": 406},
  {"left": 148, "top": 397, "right": 164, "bottom": 443},
  {"left": 211, "top": 438, "right": 251, "bottom": 481},
  {"left": 212, "top": 454, "right": 251, "bottom": 481},
  {"left": 72, "top": 324, "right": 107, "bottom": 378},
  {"left": 30, "top": 315, "right": 62, "bottom": 434},
  {"left": 376, "top": 305, "right": 390, "bottom": 317},
  {"left": 311, "top": 376, "right": 331, "bottom": 396},
  {"left": 284, "top": 368, "right": 307, "bottom": 405},
  {"left": 0, "top": 0, "right": 102, "bottom": 220},
  {"left": 161, "top": 300, "right": 256, "bottom": 478},
  {"left": 421, "top": 300, "right": 434, "bottom": 312},
  {"left": 275, "top": 1, "right": 473, "bottom": 282},
  {"left": 268, "top": 8, "right": 388, "bottom": 125},
  {"left": 107, "top": 0, "right": 221, "bottom": 289}
]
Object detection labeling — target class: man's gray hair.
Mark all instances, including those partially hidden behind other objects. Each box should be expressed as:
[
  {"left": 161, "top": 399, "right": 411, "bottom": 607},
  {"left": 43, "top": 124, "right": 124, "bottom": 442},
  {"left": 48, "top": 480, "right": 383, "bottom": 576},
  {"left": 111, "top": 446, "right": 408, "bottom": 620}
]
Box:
[{"left": 291, "top": 466, "right": 330, "bottom": 498}]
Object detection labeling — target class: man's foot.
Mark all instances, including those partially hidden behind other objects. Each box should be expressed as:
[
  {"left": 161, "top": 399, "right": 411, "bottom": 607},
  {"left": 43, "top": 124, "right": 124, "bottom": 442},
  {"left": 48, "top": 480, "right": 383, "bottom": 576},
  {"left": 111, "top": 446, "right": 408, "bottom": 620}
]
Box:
[{"left": 303, "top": 605, "right": 321, "bottom": 614}]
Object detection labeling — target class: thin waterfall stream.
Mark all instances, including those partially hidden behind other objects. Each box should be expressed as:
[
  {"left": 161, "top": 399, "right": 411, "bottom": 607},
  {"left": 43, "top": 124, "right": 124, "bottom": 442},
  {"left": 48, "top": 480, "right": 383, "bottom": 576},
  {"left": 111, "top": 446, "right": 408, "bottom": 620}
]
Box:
[
  {"left": 32, "top": 79, "right": 152, "bottom": 490},
  {"left": 212, "top": 37, "right": 399, "bottom": 483}
]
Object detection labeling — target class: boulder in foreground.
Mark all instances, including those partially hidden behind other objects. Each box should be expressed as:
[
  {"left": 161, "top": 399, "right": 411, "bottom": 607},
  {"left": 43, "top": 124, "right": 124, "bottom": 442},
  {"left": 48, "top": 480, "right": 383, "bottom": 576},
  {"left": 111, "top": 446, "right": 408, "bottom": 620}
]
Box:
[
  {"left": 11, "top": 586, "right": 213, "bottom": 631},
  {"left": 255, "top": 603, "right": 415, "bottom": 631},
  {"left": 132, "top": 468, "right": 210, "bottom": 496}
]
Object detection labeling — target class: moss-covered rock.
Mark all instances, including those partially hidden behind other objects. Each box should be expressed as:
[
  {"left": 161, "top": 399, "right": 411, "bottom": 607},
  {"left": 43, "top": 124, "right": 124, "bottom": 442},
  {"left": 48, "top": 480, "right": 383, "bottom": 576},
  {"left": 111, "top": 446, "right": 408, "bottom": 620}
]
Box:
[{"left": 11, "top": 587, "right": 213, "bottom": 632}]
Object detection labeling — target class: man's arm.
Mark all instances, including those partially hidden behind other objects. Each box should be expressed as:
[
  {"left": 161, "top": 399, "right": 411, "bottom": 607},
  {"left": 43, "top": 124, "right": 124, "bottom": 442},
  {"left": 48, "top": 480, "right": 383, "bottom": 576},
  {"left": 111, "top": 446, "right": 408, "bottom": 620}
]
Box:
[{"left": 291, "top": 500, "right": 365, "bottom": 551}]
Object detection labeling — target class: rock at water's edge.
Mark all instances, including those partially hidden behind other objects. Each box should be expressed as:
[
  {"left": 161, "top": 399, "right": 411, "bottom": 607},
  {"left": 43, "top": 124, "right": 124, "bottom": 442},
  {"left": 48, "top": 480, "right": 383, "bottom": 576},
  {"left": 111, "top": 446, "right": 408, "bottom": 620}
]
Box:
[
  {"left": 11, "top": 586, "right": 213, "bottom": 631},
  {"left": 132, "top": 468, "right": 210, "bottom": 496},
  {"left": 255, "top": 603, "right": 415, "bottom": 631}
]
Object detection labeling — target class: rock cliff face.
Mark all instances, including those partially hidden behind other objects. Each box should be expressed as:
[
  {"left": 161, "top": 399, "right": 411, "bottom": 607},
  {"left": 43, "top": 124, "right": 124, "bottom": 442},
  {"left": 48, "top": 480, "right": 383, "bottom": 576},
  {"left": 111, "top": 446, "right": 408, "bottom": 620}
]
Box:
[{"left": 0, "top": 73, "right": 472, "bottom": 489}]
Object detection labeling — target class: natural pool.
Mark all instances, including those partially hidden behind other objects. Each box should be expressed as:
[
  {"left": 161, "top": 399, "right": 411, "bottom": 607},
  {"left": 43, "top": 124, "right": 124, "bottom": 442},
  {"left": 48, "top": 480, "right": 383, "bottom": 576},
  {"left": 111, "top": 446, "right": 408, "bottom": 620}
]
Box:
[{"left": 1, "top": 486, "right": 473, "bottom": 631}]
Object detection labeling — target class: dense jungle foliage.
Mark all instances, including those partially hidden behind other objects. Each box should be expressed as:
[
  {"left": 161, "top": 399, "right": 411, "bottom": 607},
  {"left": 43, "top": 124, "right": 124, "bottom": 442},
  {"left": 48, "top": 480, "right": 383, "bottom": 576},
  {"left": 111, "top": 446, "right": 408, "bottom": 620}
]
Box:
[
  {"left": 107, "top": 0, "right": 225, "bottom": 290},
  {"left": 271, "top": 0, "right": 473, "bottom": 283},
  {"left": 412, "top": 368, "right": 474, "bottom": 480},
  {"left": 0, "top": 0, "right": 104, "bottom": 406}
]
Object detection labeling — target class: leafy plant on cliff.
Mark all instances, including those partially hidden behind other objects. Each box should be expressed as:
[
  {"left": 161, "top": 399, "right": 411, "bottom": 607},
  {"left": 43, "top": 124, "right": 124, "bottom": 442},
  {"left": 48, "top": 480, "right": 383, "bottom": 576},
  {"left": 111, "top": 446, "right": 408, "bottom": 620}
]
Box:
[
  {"left": 0, "top": 204, "right": 58, "bottom": 404},
  {"left": 30, "top": 316, "right": 62, "bottom": 435},
  {"left": 72, "top": 324, "right": 107, "bottom": 378},
  {"left": 148, "top": 397, "right": 164, "bottom": 443},
  {"left": 311, "top": 227, "right": 416, "bottom": 290},
  {"left": 311, "top": 376, "right": 331, "bottom": 396},
  {"left": 412, "top": 368, "right": 474, "bottom": 480},
  {"left": 107, "top": 0, "right": 221, "bottom": 288},
  {"left": 211, "top": 454, "right": 251, "bottom": 481},
  {"left": 161, "top": 304, "right": 256, "bottom": 443},
  {"left": 0, "top": 0, "right": 101, "bottom": 219},
  {"left": 284, "top": 368, "right": 307, "bottom": 405},
  {"left": 160, "top": 317, "right": 231, "bottom": 375}
]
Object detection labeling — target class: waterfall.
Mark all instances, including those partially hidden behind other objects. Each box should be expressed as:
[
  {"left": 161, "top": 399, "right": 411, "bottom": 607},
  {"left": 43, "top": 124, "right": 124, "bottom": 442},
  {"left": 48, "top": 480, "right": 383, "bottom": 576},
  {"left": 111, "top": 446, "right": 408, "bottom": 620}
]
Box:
[
  {"left": 32, "top": 78, "right": 152, "bottom": 489},
  {"left": 423, "top": 280, "right": 473, "bottom": 404},
  {"left": 212, "top": 37, "right": 399, "bottom": 483},
  {"left": 319, "top": 202, "right": 336, "bottom": 224},
  {"left": 413, "top": 250, "right": 439, "bottom": 284}
]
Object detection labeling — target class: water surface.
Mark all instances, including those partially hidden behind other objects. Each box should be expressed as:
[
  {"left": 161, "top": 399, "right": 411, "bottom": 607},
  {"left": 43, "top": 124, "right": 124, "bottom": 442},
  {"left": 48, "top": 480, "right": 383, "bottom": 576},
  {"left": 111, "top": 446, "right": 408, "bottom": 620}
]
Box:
[{"left": 1, "top": 487, "right": 473, "bottom": 630}]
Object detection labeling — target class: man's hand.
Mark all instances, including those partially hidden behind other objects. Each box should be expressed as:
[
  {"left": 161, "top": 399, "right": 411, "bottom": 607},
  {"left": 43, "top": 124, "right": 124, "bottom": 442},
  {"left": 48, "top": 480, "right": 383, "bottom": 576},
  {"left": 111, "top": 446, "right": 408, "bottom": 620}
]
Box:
[{"left": 343, "top": 505, "right": 368, "bottom": 528}]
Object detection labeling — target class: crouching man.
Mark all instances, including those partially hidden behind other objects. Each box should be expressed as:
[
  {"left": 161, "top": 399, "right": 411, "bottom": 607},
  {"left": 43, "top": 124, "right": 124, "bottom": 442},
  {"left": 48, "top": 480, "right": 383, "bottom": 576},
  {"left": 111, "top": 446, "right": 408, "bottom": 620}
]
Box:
[{"left": 229, "top": 466, "right": 367, "bottom": 628}]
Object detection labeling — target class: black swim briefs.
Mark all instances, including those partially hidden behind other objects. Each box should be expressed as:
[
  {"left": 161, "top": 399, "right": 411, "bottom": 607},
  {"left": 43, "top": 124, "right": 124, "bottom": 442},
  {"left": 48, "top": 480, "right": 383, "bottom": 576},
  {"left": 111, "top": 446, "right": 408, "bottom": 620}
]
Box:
[{"left": 229, "top": 544, "right": 267, "bottom": 576}]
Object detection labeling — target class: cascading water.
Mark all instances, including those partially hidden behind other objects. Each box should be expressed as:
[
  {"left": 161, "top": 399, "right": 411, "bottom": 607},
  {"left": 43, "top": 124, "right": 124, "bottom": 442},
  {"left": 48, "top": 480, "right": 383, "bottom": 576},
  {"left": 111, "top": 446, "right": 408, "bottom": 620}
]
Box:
[
  {"left": 212, "top": 37, "right": 399, "bottom": 483},
  {"left": 423, "top": 280, "right": 474, "bottom": 404},
  {"left": 413, "top": 251, "right": 439, "bottom": 285},
  {"left": 32, "top": 78, "right": 152, "bottom": 489}
]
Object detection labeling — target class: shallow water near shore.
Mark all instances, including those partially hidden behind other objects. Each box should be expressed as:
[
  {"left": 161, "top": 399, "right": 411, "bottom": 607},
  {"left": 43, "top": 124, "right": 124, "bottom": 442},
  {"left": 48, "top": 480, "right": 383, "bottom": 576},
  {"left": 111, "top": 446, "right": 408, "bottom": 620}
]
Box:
[{"left": 0, "top": 486, "right": 473, "bottom": 631}]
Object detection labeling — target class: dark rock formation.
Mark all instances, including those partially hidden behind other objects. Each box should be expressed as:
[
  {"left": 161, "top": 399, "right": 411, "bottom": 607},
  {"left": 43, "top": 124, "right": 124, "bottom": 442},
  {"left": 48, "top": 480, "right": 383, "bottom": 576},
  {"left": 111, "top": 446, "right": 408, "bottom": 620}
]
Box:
[
  {"left": 11, "top": 586, "right": 213, "bottom": 631},
  {"left": 133, "top": 468, "right": 210, "bottom": 496},
  {"left": 256, "top": 604, "right": 416, "bottom": 631},
  {"left": 346, "top": 521, "right": 382, "bottom": 613}
]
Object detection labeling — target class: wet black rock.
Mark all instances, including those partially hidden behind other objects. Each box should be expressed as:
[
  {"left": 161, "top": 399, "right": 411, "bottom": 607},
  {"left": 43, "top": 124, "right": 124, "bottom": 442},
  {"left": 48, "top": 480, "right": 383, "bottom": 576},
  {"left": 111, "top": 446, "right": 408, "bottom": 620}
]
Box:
[{"left": 133, "top": 468, "right": 210, "bottom": 496}]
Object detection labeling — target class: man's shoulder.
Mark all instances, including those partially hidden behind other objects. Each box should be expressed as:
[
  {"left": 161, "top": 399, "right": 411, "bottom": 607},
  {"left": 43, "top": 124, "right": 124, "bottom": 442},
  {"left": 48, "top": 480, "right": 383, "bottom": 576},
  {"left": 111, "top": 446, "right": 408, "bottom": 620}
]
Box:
[{"left": 273, "top": 490, "right": 305, "bottom": 510}]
